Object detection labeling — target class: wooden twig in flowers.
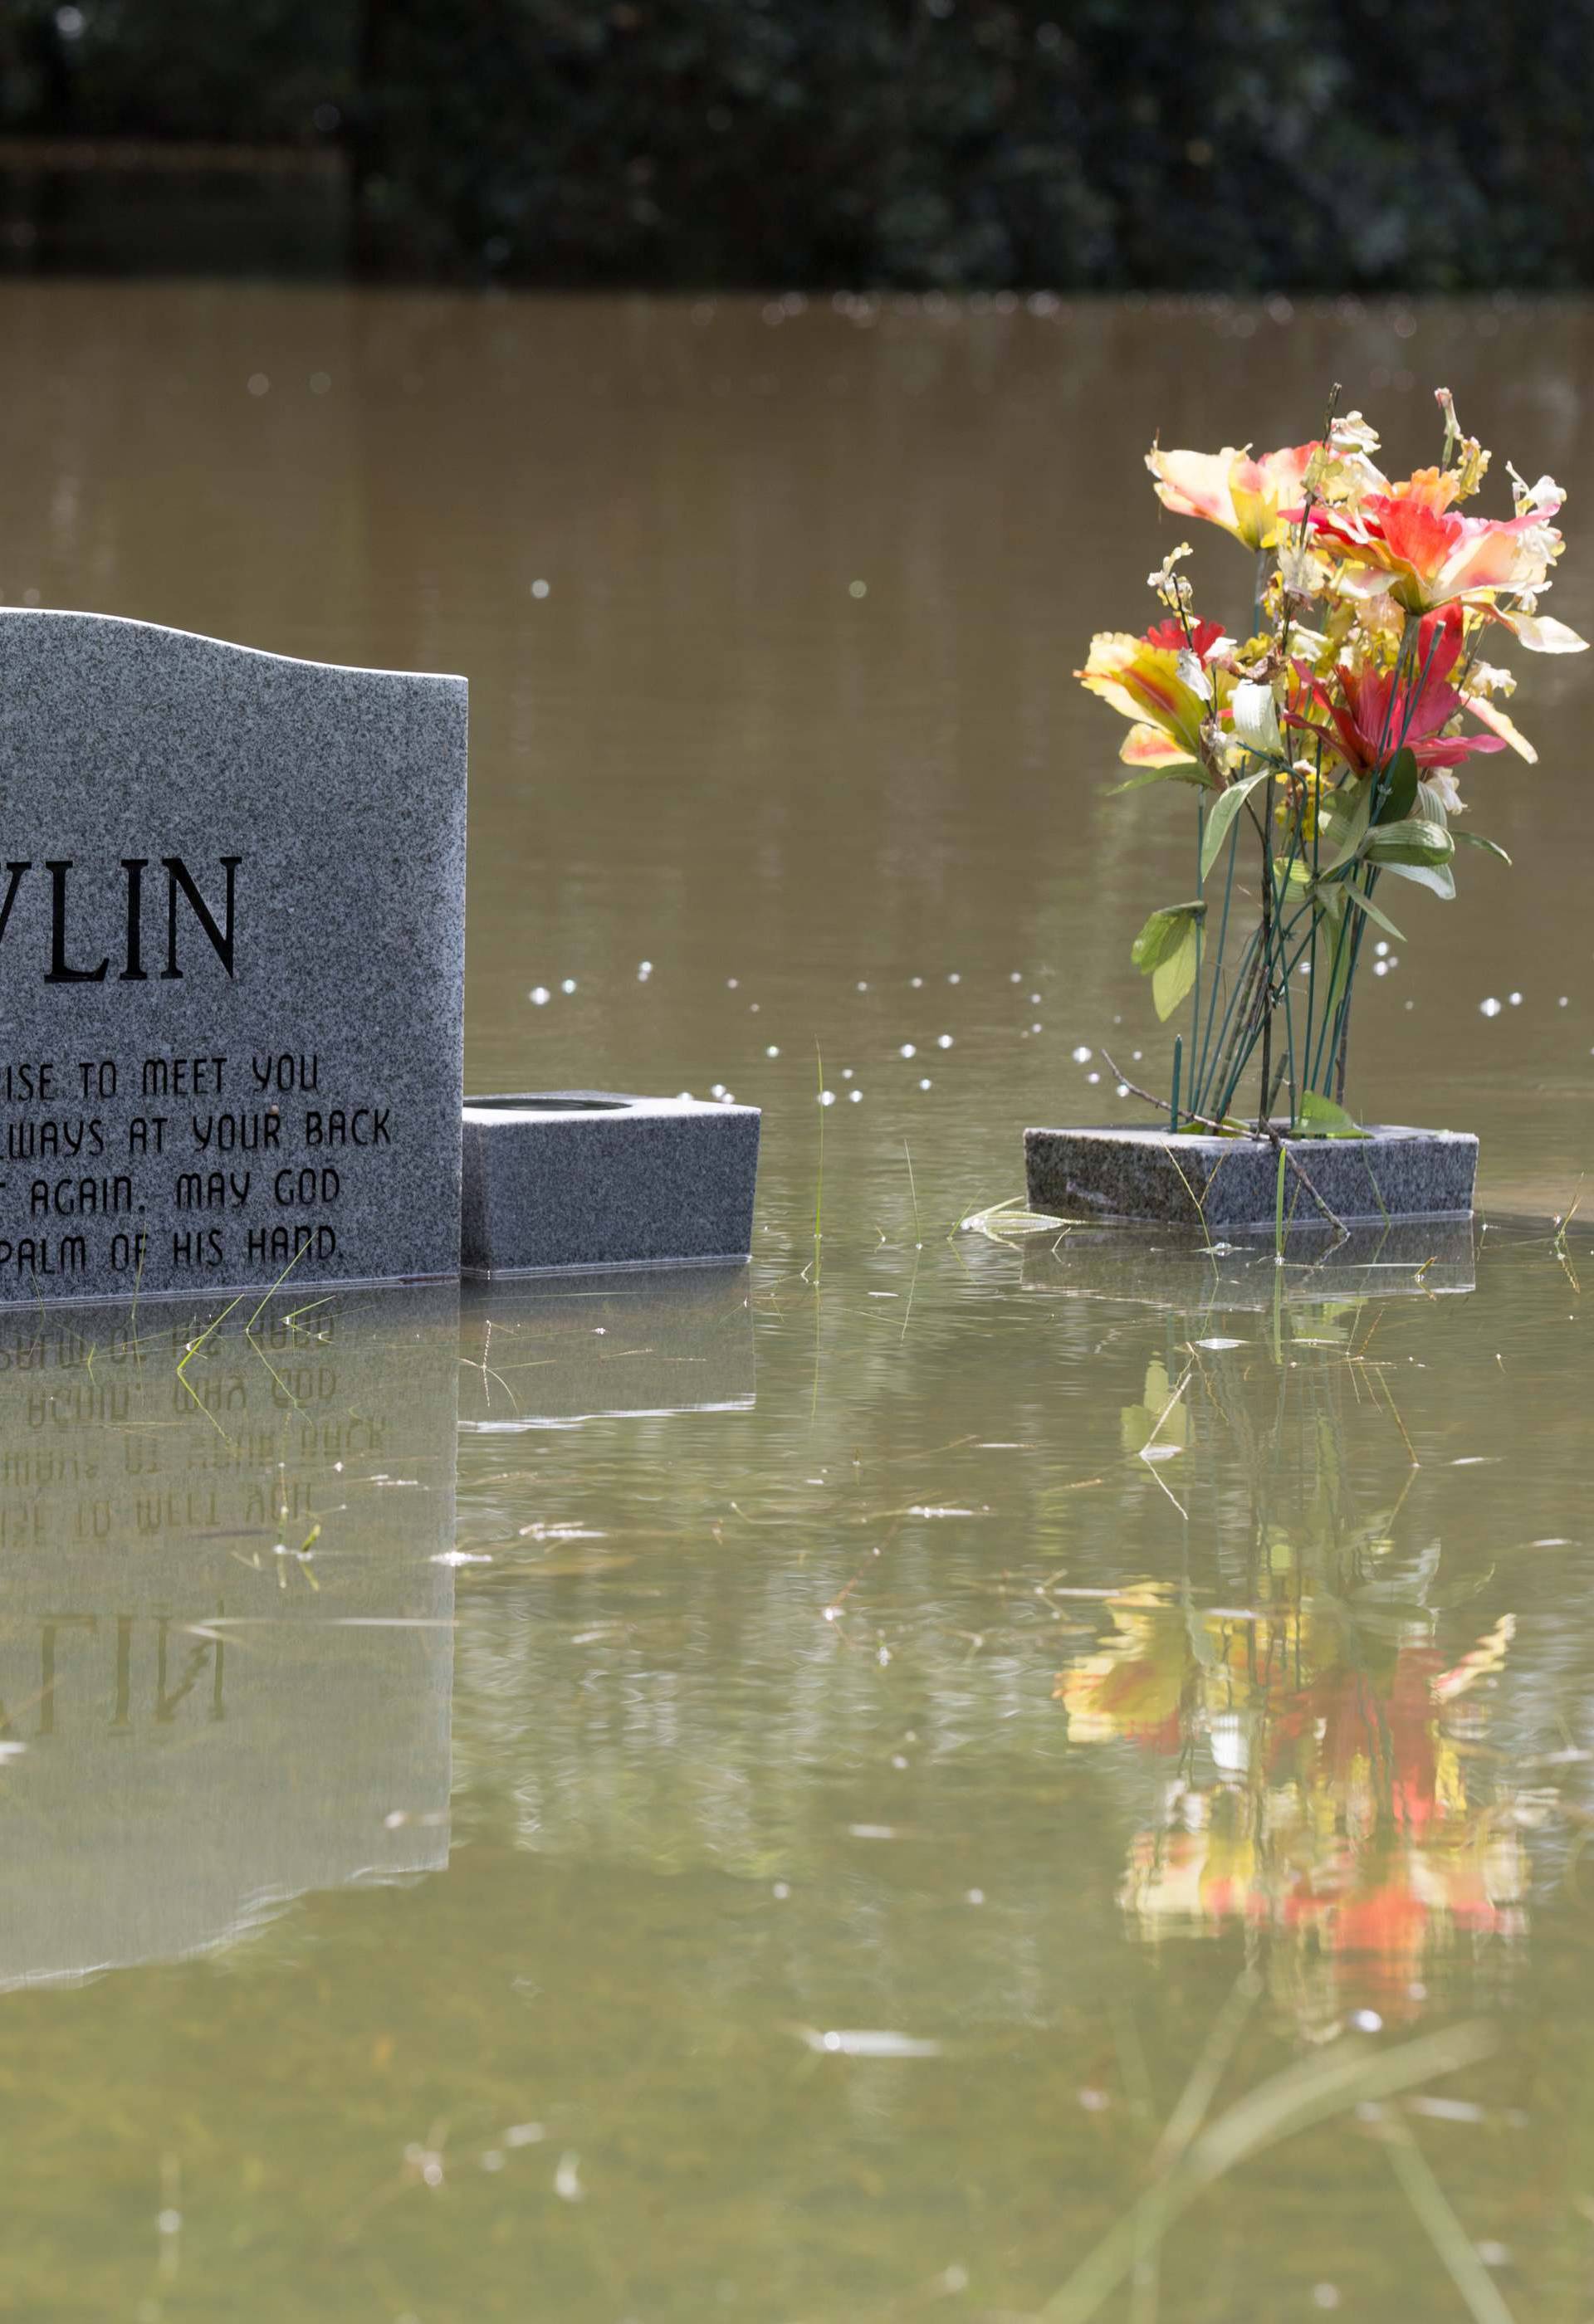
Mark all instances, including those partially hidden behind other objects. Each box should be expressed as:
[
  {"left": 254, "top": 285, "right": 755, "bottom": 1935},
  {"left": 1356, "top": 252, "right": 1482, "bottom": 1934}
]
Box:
[{"left": 1100, "top": 1051, "right": 1350, "bottom": 1240}]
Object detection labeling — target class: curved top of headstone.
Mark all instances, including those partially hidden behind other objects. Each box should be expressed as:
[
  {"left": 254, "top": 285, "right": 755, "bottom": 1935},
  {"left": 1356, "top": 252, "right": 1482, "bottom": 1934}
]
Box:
[{"left": 0, "top": 608, "right": 469, "bottom": 1303}]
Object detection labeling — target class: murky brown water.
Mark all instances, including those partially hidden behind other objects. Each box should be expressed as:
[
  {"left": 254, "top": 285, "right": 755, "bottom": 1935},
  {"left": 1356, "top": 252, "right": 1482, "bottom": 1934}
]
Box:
[{"left": 1, "top": 281, "right": 1592, "bottom": 2322}]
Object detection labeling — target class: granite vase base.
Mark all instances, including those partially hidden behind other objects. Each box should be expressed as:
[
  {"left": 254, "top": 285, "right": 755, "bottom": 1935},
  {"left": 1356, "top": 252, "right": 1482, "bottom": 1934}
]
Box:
[
  {"left": 460, "top": 1093, "right": 760, "bottom": 1277},
  {"left": 1024, "top": 1121, "right": 1478, "bottom": 1230}
]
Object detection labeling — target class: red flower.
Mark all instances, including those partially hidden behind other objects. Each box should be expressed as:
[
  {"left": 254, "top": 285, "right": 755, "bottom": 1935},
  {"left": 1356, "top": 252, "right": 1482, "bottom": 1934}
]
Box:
[
  {"left": 1286, "top": 607, "right": 1507, "bottom": 778},
  {"left": 1144, "top": 615, "right": 1228, "bottom": 659}
]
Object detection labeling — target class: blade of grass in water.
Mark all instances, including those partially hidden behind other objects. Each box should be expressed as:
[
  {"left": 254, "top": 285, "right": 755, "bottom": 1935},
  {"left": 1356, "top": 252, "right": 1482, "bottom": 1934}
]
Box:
[
  {"left": 1381, "top": 2116, "right": 1517, "bottom": 2324},
  {"left": 1039, "top": 2019, "right": 1499, "bottom": 2324}
]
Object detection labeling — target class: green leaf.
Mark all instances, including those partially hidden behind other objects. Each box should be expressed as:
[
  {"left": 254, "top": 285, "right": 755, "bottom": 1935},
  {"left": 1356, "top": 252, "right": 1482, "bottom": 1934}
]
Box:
[
  {"left": 1151, "top": 920, "right": 1201, "bottom": 1021},
  {"left": 1318, "top": 778, "right": 1373, "bottom": 876},
  {"left": 1372, "top": 745, "right": 1420, "bottom": 828},
  {"left": 1341, "top": 883, "right": 1406, "bottom": 942},
  {"left": 1295, "top": 1091, "right": 1370, "bottom": 1139},
  {"left": 1365, "top": 816, "right": 1455, "bottom": 869},
  {"left": 1200, "top": 770, "right": 1269, "bottom": 880},
  {"left": 1109, "top": 763, "right": 1207, "bottom": 794},
  {"left": 1131, "top": 901, "right": 1205, "bottom": 975},
  {"left": 1379, "top": 857, "right": 1456, "bottom": 901},
  {"left": 1454, "top": 830, "right": 1513, "bottom": 867}
]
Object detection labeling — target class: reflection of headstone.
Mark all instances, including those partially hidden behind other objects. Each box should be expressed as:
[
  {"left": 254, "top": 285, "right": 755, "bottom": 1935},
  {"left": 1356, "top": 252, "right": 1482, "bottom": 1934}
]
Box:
[
  {"left": 0, "top": 612, "right": 467, "bottom": 1303},
  {"left": 0, "top": 1287, "right": 457, "bottom": 1987},
  {"left": 457, "top": 1265, "right": 755, "bottom": 1429},
  {"left": 1017, "top": 1217, "right": 1476, "bottom": 1311}
]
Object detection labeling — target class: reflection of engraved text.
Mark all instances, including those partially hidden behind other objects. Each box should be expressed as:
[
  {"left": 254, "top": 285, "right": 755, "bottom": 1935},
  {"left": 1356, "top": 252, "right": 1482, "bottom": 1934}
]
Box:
[{"left": 8, "top": 1612, "right": 227, "bottom": 1736}]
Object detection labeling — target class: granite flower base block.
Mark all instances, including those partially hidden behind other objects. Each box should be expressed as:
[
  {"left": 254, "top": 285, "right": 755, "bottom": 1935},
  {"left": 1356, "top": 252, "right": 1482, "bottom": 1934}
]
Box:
[
  {"left": 1024, "top": 1122, "right": 1478, "bottom": 1230},
  {"left": 460, "top": 1093, "right": 760, "bottom": 1277}
]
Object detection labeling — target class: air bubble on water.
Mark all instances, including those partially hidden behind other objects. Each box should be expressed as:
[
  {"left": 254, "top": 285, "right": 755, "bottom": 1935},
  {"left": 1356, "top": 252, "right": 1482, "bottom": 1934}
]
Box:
[
  {"left": 900, "top": 1042, "right": 917, "bottom": 1058},
  {"left": 1373, "top": 960, "right": 1388, "bottom": 977},
  {"left": 773, "top": 1881, "right": 790, "bottom": 1899},
  {"left": 1375, "top": 940, "right": 1389, "bottom": 957},
  {"left": 637, "top": 959, "right": 653, "bottom": 979},
  {"left": 531, "top": 579, "right": 550, "bottom": 598},
  {"left": 1087, "top": 1071, "right": 1101, "bottom": 1085},
  {"left": 947, "top": 972, "right": 961, "bottom": 984},
  {"left": 530, "top": 986, "right": 550, "bottom": 1005},
  {"left": 1509, "top": 990, "right": 1523, "bottom": 1006},
  {"left": 726, "top": 977, "right": 739, "bottom": 989},
  {"left": 1559, "top": 995, "right": 1569, "bottom": 1007},
  {"left": 841, "top": 1067, "right": 853, "bottom": 1079},
  {"left": 1031, "top": 1021, "right": 1043, "bottom": 1033},
  {"left": 1010, "top": 971, "right": 1023, "bottom": 984},
  {"left": 560, "top": 978, "right": 577, "bottom": 994},
  {"left": 1072, "top": 1044, "right": 1093, "bottom": 1063},
  {"left": 1351, "top": 2009, "right": 1383, "bottom": 2033},
  {"left": 849, "top": 1088, "right": 863, "bottom": 1101},
  {"left": 819, "top": 1089, "right": 836, "bottom": 1106},
  {"left": 711, "top": 1083, "right": 726, "bottom": 1098},
  {"left": 1479, "top": 997, "right": 1503, "bottom": 1017},
  {"left": 937, "top": 1034, "right": 953, "bottom": 1048},
  {"left": 919, "top": 1077, "right": 931, "bottom": 1090},
  {"left": 856, "top": 979, "right": 869, "bottom": 991},
  {"left": 910, "top": 974, "right": 923, "bottom": 988},
  {"left": 1117, "top": 1083, "right": 1129, "bottom": 1096},
  {"left": 1029, "top": 992, "right": 1041, "bottom": 1004},
  {"left": 1132, "top": 1050, "right": 1143, "bottom": 1062},
  {"left": 765, "top": 1044, "right": 780, "bottom": 1057}
]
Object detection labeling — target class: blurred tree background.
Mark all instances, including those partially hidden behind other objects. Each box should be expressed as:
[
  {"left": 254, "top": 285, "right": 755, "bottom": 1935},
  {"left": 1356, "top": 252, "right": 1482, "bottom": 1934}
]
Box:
[{"left": 2, "top": 0, "right": 1592, "bottom": 288}]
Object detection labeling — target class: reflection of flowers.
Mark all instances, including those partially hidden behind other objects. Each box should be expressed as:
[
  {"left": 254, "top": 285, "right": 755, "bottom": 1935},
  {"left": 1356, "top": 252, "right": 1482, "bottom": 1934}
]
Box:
[{"left": 1059, "top": 1584, "right": 1526, "bottom": 2008}]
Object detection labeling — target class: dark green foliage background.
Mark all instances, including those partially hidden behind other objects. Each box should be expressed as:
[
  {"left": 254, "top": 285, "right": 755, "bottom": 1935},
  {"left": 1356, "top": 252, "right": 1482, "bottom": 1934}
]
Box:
[{"left": 2, "top": 0, "right": 1592, "bottom": 287}]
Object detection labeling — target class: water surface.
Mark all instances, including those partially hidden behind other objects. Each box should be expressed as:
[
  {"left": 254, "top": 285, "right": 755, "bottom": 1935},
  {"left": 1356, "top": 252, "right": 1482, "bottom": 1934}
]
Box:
[{"left": 0, "top": 283, "right": 1592, "bottom": 2322}]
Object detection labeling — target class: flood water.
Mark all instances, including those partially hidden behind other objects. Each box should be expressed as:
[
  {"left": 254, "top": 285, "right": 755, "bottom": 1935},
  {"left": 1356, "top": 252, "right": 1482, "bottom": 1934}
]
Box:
[{"left": 2, "top": 281, "right": 1593, "bottom": 2322}]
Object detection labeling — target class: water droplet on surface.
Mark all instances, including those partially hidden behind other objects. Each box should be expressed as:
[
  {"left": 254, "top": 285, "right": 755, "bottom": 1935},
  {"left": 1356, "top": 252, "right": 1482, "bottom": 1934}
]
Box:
[
  {"left": 848, "top": 579, "right": 868, "bottom": 598},
  {"left": 560, "top": 977, "right": 577, "bottom": 994},
  {"left": 937, "top": 1034, "right": 953, "bottom": 1048},
  {"left": 765, "top": 1044, "right": 780, "bottom": 1057},
  {"left": 918, "top": 1077, "right": 931, "bottom": 1091},
  {"left": 819, "top": 1089, "right": 836, "bottom": 1106},
  {"left": 1479, "top": 997, "right": 1503, "bottom": 1017},
  {"left": 1072, "top": 1044, "right": 1093, "bottom": 1062},
  {"left": 530, "top": 579, "right": 550, "bottom": 598},
  {"left": 899, "top": 1043, "right": 917, "bottom": 1058},
  {"left": 1509, "top": 990, "right": 1523, "bottom": 1006},
  {"left": 530, "top": 986, "right": 550, "bottom": 1005}
]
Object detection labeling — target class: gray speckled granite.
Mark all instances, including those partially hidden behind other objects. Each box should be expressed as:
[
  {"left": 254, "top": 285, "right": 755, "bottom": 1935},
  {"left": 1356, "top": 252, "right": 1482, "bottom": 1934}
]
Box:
[
  {"left": 0, "top": 1286, "right": 456, "bottom": 1986},
  {"left": 458, "top": 1264, "right": 754, "bottom": 1422},
  {"left": 0, "top": 610, "right": 467, "bottom": 1304},
  {"left": 1024, "top": 1121, "right": 1477, "bottom": 1228},
  {"left": 461, "top": 1093, "right": 760, "bottom": 1275}
]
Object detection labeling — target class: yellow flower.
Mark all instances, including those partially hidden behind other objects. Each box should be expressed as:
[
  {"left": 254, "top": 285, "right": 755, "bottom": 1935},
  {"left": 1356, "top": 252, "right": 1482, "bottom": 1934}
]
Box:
[{"left": 1147, "top": 440, "right": 1319, "bottom": 552}]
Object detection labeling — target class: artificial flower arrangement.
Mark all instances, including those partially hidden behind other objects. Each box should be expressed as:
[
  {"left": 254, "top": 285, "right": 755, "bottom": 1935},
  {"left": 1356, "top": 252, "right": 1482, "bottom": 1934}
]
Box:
[{"left": 1080, "top": 390, "right": 1585, "bottom": 1138}]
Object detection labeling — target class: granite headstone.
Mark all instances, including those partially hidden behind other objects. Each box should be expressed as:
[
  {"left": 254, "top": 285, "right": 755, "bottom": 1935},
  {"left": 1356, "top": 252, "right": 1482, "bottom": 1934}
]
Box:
[{"left": 0, "top": 610, "right": 467, "bottom": 1304}]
